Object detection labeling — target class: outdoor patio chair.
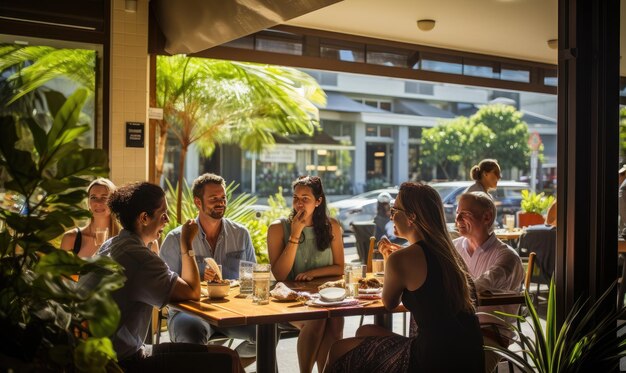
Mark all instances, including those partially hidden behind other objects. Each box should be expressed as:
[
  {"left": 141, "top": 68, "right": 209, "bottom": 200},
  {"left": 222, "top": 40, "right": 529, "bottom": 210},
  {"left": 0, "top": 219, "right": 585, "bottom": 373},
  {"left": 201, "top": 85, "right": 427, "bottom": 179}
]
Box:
[
  {"left": 351, "top": 222, "right": 375, "bottom": 264},
  {"left": 517, "top": 224, "right": 555, "bottom": 304}
]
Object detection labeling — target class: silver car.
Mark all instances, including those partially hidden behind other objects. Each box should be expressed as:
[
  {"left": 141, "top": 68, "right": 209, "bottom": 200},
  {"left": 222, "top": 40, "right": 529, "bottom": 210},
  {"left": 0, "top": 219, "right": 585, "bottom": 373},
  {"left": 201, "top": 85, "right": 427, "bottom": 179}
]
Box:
[{"left": 329, "top": 188, "right": 398, "bottom": 232}]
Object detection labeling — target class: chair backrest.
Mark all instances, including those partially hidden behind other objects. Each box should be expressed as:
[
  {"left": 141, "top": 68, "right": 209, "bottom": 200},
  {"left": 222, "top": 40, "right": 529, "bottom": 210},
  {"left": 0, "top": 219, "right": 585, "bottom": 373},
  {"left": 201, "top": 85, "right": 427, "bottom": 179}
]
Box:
[
  {"left": 517, "top": 224, "right": 555, "bottom": 285},
  {"left": 351, "top": 222, "right": 376, "bottom": 263},
  {"left": 524, "top": 252, "right": 536, "bottom": 291},
  {"left": 366, "top": 236, "right": 375, "bottom": 272}
]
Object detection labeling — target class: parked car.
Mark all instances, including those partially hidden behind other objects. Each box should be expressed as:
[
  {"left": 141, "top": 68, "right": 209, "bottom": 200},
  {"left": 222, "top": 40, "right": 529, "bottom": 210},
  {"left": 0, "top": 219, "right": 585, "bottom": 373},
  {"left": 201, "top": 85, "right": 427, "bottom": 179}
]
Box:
[
  {"left": 430, "top": 180, "right": 530, "bottom": 226},
  {"left": 329, "top": 188, "right": 398, "bottom": 232}
]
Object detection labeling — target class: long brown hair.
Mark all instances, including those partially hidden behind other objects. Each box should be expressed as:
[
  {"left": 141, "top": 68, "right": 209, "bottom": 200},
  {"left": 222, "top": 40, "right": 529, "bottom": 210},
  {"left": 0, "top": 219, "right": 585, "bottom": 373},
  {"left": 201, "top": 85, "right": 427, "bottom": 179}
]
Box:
[{"left": 398, "top": 182, "right": 475, "bottom": 314}]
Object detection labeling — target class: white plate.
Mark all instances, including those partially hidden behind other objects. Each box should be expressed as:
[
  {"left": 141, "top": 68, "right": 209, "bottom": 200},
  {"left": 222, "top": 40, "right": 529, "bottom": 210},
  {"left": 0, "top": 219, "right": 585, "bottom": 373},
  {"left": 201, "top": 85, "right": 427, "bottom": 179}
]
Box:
[
  {"left": 307, "top": 298, "right": 359, "bottom": 307},
  {"left": 319, "top": 287, "right": 347, "bottom": 302},
  {"left": 359, "top": 287, "right": 382, "bottom": 294}
]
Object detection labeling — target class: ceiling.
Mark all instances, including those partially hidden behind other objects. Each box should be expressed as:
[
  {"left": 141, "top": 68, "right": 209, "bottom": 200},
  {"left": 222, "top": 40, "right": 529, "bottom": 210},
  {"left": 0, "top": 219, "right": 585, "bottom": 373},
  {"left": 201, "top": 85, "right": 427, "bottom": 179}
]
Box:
[{"left": 286, "top": 0, "right": 626, "bottom": 75}]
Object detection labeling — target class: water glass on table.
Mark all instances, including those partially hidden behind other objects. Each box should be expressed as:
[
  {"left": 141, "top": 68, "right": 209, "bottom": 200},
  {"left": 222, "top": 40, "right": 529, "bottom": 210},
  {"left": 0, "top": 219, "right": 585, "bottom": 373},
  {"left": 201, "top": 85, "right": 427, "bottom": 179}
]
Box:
[
  {"left": 95, "top": 227, "right": 109, "bottom": 247},
  {"left": 239, "top": 261, "right": 255, "bottom": 297},
  {"left": 504, "top": 214, "right": 515, "bottom": 231},
  {"left": 252, "top": 263, "right": 271, "bottom": 305}
]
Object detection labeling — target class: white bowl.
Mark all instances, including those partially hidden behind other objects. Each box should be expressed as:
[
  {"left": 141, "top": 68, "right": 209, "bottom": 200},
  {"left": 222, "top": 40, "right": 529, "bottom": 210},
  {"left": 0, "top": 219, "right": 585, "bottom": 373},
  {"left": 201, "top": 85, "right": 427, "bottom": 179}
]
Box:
[
  {"left": 319, "top": 287, "right": 347, "bottom": 302},
  {"left": 206, "top": 282, "right": 230, "bottom": 299}
]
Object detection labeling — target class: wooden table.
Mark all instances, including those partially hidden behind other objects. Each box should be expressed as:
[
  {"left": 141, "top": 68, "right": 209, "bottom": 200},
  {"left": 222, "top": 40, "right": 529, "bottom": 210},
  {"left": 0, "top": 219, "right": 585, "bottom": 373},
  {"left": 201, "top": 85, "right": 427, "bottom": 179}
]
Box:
[
  {"left": 494, "top": 229, "right": 524, "bottom": 241},
  {"left": 171, "top": 276, "right": 525, "bottom": 373}
]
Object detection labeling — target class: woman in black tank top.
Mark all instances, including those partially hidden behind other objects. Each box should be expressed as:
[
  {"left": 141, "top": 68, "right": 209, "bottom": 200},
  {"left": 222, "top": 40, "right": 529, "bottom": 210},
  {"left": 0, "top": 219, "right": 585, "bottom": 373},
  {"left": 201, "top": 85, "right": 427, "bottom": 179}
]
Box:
[
  {"left": 60, "top": 178, "right": 117, "bottom": 258},
  {"left": 326, "top": 182, "right": 484, "bottom": 373}
]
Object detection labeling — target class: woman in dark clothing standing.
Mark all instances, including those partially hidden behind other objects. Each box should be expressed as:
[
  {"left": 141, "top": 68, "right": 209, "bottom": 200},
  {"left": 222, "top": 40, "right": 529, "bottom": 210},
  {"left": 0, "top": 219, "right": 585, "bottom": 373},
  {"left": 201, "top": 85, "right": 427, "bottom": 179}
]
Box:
[{"left": 325, "top": 182, "right": 484, "bottom": 373}]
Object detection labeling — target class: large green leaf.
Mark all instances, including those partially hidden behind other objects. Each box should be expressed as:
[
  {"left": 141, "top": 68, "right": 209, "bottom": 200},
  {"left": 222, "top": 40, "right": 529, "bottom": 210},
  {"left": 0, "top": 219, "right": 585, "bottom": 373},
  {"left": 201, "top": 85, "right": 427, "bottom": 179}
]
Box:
[
  {"left": 74, "top": 337, "right": 118, "bottom": 373},
  {"left": 46, "top": 89, "right": 88, "bottom": 151},
  {"left": 55, "top": 149, "right": 109, "bottom": 178}
]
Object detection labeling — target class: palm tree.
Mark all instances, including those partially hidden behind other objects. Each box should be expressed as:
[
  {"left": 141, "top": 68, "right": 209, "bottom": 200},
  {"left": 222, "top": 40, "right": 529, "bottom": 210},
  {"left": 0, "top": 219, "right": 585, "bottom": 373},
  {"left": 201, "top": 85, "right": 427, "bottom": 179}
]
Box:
[
  {"left": 0, "top": 45, "right": 95, "bottom": 105},
  {"left": 156, "top": 55, "right": 326, "bottom": 223}
]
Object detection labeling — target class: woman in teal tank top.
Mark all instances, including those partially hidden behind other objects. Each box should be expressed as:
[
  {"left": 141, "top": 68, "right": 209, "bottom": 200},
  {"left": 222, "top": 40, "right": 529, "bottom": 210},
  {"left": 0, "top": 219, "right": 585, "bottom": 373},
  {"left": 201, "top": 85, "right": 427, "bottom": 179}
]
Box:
[{"left": 268, "top": 176, "right": 345, "bottom": 373}]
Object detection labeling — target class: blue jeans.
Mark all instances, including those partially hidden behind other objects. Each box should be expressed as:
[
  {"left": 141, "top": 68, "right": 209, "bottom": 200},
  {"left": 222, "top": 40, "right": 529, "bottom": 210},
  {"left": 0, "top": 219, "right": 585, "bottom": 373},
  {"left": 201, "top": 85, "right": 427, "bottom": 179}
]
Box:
[{"left": 168, "top": 310, "right": 256, "bottom": 344}]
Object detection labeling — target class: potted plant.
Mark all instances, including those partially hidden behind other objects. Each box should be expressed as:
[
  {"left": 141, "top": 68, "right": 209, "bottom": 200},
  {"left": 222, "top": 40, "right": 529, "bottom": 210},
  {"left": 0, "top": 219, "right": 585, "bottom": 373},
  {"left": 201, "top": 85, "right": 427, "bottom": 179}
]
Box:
[
  {"left": 518, "top": 190, "right": 555, "bottom": 227},
  {"left": 486, "top": 280, "right": 626, "bottom": 372},
  {"left": 0, "top": 89, "right": 125, "bottom": 371}
]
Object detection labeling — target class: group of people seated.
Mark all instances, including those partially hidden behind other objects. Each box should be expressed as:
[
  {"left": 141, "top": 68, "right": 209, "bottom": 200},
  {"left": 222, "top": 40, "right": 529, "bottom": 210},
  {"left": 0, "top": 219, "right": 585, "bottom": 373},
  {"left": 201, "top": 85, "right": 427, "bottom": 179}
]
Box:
[{"left": 68, "top": 165, "right": 525, "bottom": 373}]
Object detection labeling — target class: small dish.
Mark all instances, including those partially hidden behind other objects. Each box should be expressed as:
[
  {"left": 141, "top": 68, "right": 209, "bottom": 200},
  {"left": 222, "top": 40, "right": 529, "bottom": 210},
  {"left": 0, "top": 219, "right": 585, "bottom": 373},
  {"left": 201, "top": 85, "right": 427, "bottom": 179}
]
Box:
[
  {"left": 319, "top": 287, "right": 347, "bottom": 302},
  {"left": 205, "top": 281, "right": 230, "bottom": 299},
  {"left": 359, "top": 287, "right": 382, "bottom": 294}
]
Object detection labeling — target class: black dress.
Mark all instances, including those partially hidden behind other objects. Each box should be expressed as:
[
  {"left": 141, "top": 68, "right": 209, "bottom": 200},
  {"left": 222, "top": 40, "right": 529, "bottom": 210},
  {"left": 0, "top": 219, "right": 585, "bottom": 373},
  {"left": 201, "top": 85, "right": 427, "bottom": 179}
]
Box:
[{"left": 328, "top": 241, "right": 485, "bottom": 373}]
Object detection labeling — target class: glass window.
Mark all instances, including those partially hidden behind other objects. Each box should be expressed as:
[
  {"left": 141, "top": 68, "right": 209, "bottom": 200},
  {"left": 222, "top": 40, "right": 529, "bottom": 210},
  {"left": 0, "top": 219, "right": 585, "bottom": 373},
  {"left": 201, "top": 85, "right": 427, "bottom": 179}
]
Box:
[
  {"left": 420, "top": 53, "right": 463, "bottom": 74},
  {"left": 366, "top": 125, "right": 378, "bottom": 136},
  {"left": 367, "top": 50, "right": 408, "bottom": 67},
  {"left": 379, "top": 102, "right": 392, "bottom": 111},
  {"left": 379, "top": 126, "right": 392, "bottom": 137},
  {"left": 256, "top": 38, "right": 302, "bottom": 55},
  {"left": 222, "top": 36, "right": 254, "bottom": 49},
  {"left": 463, "top": 60, "right": 498, "bottom": 79},
  {"left": 501, "top": 65, "right": 530, "bottom": 82},
  {"left": 320, "top": 45, "right": 365, "bottom": 63}
]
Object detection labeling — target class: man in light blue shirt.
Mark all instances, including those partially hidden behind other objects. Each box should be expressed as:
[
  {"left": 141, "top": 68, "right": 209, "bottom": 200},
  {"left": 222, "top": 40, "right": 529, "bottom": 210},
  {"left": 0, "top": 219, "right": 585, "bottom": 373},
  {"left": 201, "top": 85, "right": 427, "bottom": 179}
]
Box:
[{"left": 160, "top": 173, "right": 257, "bottom": 358}]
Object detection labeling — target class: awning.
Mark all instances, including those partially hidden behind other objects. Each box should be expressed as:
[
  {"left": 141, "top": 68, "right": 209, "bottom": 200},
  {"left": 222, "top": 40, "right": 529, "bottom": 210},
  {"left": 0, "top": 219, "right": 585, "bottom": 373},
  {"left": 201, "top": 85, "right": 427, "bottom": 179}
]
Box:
[
  {"left": 320, "top": 92, "right": 387, "bottom": 113},
  {"left": 394, "top": 99, "right": 455, "bottom": 118}
]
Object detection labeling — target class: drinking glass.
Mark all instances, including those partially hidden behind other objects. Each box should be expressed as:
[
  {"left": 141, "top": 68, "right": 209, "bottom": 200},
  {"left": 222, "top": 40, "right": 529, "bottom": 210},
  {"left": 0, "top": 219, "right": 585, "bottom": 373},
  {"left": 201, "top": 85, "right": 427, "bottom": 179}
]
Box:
[
  {"left": 505, "top": 215, "right": 515, "bottom": 231},
  {"left": 349, "top": 265, "right": 363, "bottom": 297},
  {"left": 252, "top": 263, "right": 271, "bottom": 305},
  {"left": 95, "top": 227, "right": 109, "bottom": 247},
  {"left": 372, "top": 258, "right": 385, "bottom": 274},
  {"left": 239, "top": 261, "right": 255, "bottom": 297}
]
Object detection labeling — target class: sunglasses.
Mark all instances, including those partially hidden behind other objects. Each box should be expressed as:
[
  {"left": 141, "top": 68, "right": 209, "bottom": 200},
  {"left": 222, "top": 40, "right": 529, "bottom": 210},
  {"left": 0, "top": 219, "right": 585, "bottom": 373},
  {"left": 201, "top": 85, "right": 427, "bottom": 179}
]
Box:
[{"left": 390, "top": 206, "right": 407, "bottom": 218}]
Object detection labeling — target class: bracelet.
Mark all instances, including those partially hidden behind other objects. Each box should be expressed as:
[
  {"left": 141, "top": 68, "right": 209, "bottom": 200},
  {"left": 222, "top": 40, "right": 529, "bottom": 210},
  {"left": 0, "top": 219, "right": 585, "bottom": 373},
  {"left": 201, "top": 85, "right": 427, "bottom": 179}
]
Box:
[{"left": 288, "top": 239, "right": 299, "bottom": 245}]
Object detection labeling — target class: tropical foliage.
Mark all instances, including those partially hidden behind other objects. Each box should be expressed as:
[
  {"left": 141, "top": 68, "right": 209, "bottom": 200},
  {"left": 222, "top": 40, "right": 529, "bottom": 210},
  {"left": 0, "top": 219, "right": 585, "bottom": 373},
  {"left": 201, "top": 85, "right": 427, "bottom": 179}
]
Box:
[
  {"left": 520, "top": 190, "right": 555, "bottom": 215},
  {"left": 156, "top": 55, "right": 326, "bottom": 222},
  {"left": 421, "top": 104, "right": 530, "bottom": 178},
  {"left": 487, "top": 280, "right": 626, "bottom": 372},
  {"left": 0, "top": 89, "right": 125, "bottom": 371},
  {"left": 0, "top": 45, "right": 95, "bottom": 105}
]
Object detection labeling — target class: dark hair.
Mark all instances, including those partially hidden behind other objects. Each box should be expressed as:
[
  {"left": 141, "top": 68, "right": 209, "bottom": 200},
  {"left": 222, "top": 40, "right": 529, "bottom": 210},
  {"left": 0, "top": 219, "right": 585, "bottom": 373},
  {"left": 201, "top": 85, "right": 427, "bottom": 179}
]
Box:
[
  {"left": 108, "top": 182, "right": 165, "bottom": 231},
  {"left": 192, "top": 173, "right": 226, "bottom": 200},
  {"left": 397, "top": 182, "right": 475, "bottom": 314},
  {"left": 290, "top": 176, "right": 332, "bottom": 251},
  {"left": 377, "top": 201, "right": 390, "bottom": 217},
  {"left": 470, "top": 159, "right": 500, "bottom": 181}
]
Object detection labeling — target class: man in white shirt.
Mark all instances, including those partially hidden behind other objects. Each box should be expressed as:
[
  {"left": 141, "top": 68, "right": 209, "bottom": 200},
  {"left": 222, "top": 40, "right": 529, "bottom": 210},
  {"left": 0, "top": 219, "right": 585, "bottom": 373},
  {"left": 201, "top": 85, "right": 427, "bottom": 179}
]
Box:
[{"left": 454, "top": 192, "right": 524, "bottom": 373}]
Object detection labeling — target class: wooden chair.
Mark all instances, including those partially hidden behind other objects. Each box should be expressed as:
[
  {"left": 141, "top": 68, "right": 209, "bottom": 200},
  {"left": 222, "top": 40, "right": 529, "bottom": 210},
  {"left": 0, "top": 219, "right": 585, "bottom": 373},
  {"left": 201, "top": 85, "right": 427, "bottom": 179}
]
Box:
[{"left": 366, "top": 236, "right": 376, "bottom": 272}]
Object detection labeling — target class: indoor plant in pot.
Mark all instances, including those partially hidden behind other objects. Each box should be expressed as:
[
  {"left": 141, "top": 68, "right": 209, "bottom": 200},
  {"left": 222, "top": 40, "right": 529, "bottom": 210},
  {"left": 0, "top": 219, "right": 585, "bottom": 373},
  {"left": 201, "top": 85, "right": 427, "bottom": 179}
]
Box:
[
  {"left": 486, "top": 280, "right": 626, "bottom": 372},
  {"left": 518, "top": 190, "right": 555, "bottom": 227},
  {"left": 0, "top": 89, "right": 125, "bottom": 371}
]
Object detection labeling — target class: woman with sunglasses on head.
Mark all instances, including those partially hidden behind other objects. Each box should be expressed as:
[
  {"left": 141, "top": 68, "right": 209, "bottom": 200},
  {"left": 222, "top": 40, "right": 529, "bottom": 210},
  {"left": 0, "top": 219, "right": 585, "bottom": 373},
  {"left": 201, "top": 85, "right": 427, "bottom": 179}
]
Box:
[
  {"left": 61, "top": 178, "right": 119, "bottom": 258},
  {"left": 267, "top": 176, "right": 345, "bottom": 373},
  {"left": 325, "top": 182, "right": 484, "bottom": 373},
  {"left": 465, "top": 158, "right": 501, "bottom": 195},
  {"left": 94, "top": 182, "right": 242, "bottom": 372}
]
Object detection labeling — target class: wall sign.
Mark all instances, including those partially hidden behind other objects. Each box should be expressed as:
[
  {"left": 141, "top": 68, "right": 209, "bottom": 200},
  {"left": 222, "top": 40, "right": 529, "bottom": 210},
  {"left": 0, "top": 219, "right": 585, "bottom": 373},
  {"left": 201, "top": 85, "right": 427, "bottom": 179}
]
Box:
[
  {"left": 260, "top": 147, "right": 296, "bottom": 163},
  {"left": 126, "top": 122, "right": 144, "bottom": 148}
]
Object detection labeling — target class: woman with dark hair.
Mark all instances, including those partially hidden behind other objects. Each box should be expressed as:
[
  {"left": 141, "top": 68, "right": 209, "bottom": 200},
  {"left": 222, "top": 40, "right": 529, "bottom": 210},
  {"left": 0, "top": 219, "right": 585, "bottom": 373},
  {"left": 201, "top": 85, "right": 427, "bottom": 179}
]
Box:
[
  {"left": 466, "top": 158, "right": 501, "bottom": 194},
  {"left": 61, "top": 178, "right": 119, "bottom": 257},
  {"left": 97, "top": 181, "right": 242, "bottom": 372},
  {"left": 325, "top": 182, "right": 484, "bottom": 373},
  {"left": 267, "top": 175, "right": 344, "bottom": 373}
]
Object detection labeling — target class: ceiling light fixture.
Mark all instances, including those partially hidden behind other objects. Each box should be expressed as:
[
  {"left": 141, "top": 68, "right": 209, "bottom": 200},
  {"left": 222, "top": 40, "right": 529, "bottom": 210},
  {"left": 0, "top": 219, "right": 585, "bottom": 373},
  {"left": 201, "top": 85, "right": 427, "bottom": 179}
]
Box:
[
  {"left": 416, "top": 19, "right": 436, "bottom": 32},
  {"left": 547, "top": 39, "right": 558, "bottom": 50}
]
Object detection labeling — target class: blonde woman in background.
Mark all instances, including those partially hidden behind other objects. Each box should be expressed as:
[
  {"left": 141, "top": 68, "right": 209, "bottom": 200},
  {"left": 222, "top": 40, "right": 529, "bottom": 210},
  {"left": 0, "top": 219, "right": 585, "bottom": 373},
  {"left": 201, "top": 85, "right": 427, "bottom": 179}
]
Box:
[
  {"left": 61, "top": 178, "right": 119, "bottom": 257},
  {"left": 465, "top": 159, "right": 501, "bottom": 195}
]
